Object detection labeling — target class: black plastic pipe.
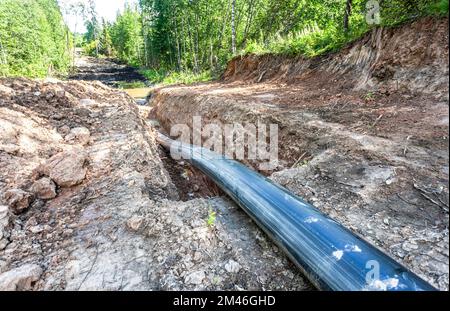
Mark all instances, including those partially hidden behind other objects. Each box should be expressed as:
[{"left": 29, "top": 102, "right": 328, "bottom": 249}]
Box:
[{"left": 157, "top": 133, "right": 437, "bottom": 291}]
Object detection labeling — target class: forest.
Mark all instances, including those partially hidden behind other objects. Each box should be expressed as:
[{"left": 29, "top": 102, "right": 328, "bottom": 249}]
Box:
[
  {"left": 0, "top": 0, "right": 72, "bottom": 77},
  {"left": 0, "top": 0, "right": 448, "bottom": 81}
]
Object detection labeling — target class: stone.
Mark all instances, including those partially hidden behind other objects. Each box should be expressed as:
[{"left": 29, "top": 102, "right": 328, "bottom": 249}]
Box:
[
  {"left": 79, "top": 98, "right": 97, "bottom": 106},
  {"left": 127, "top": 216, "right": 144, "bottom": 231},
  {"left": 58, "top": 125, "right": 71, "bottom": 136},
  {"left": 185, "top": 270, "right": 205, "bottom": 285},
  {"left": 64, "top": 127, "right": 91, "bottom": 146},
  {"left": 3, "top": 189, "right": 31, "bottom": 214},
  {"left": 225, "top": 260, "right": 241, "bottom": 273},
  {"left": 0, "top": 264, "right": 43, "bottom": 291},
  {"left": 31, "top": 178, "right": 57, "bottom": 200},
  {"left": 402, "top": 241, "right": 419, "bottom": 252},
  {"left": 0, "top": 206, "right": 9, "bottom": 250},
  {"left": 0, "top": 143, "right": 19, "bottom": 155},
  {"left": 42, "top": 148, "right": 87, "bottom": 187}
]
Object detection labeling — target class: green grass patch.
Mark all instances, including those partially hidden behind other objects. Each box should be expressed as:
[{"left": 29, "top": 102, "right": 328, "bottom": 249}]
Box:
[
  {"left": 116, "top": 81, "right": 147, "bottom": 89},
  {"left": 140, "top": 68, "right": 212, "bottom": 86},
  {"left": 242, "top": 24, "right": 369, "bottom": 59}
]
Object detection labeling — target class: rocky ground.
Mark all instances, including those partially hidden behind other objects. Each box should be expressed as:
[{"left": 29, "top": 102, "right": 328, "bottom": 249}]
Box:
[
  {"left": 152, "top": 17, "right": 449, "bottom": 290},
  {"left": 0, "top": 78, "right": 310, "bottom": 291}
]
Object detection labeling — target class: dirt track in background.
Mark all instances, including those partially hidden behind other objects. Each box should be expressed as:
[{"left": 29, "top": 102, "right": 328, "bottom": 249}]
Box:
[{"left": 70, "top": 56, "right": 148, "bottom": 89}]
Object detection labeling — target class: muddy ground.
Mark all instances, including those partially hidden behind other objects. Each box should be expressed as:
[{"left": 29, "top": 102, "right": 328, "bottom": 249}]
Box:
[{"left": 70, "top": 55, "right": 148, "bottom": 89}]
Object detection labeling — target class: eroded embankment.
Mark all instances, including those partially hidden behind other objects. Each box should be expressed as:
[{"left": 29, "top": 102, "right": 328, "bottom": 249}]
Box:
[
  {"left": 0, "top": 78, "right": 310, "bottom": 290},
  {"left": 151, "top": 17, "right": 449, "bottom": 290}
]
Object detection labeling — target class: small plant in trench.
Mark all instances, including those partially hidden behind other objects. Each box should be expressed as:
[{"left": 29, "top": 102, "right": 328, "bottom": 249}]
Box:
[
  {"left": 364, "top": 91, "right": 376, "bottom": 101},
  {"left": 206, "top": 208, "right": 217, "bottom": 228}
]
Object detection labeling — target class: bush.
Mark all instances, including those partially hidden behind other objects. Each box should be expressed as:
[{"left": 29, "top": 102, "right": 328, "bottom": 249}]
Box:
[{"left": 140, "top": 68, "right": 212, "bottom": 85}]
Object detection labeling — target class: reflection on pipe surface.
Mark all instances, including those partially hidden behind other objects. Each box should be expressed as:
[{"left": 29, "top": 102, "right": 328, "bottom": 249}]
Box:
[{"left": 158, "top": 133, "right": 437, "bottom": 291}]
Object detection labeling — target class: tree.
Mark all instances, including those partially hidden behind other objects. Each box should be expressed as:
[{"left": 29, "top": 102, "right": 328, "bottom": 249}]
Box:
[
  {"left": 99, "top": 19, "right": 114, "bottom": 57},
  {"left": 84, "top": 0, "right": 100, "bottom": 56},
  {"left": 343, "top": 0, "right": 353, "bottom": 32},
  {"left": 0, "top": 0, "right": 72, "bottom": 77}
]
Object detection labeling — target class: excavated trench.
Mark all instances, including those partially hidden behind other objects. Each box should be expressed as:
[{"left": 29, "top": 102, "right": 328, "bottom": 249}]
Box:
[
  {"left": 149, "top": 17, "right": 450, "bottom": 290},
  {"left": 0, "top": 17, "right": 447, "bottom": 291}
]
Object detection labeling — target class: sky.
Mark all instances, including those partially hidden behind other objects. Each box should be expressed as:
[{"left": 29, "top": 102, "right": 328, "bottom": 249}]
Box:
[{"left": 58, "top": 0, "right": 137, "bottom": 33}]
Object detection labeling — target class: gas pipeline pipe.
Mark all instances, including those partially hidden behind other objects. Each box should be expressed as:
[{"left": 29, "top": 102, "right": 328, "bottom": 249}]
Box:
[{"left": 157, "top": 133, "right": 437, "bottom": 291}]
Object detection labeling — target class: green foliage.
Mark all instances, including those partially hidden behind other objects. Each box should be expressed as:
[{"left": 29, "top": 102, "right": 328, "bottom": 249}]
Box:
[
  {"left": 380, "top": 0, "right": 448, "bottom": 27},
  {"left": 427, "top": 0, "right": 449, "bottom": 16},
  {"left": 83, "top": 40, "right": 100, "bottom": 57},
  {"left": 0, "top": 0, "right": 71, "bottom": 77},
  {"left": 140, "top": 68, "right": 212, "bottom": 85},
  {"left": 131, "top": 0, "right": 445, "bottom": 82},
  {"left": 206, "top": 209, "right": 217, "bottom": 227},
  {"left": 110, "top": 4, "right": 143, "bottom": 66}
]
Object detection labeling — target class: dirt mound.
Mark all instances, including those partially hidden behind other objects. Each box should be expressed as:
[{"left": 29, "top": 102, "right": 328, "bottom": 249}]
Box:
[
  {"left": 224, "top": 17, "right": 449, "bottom": 99},
  {"left": 152, "top": 17, "right": 449, "bottom": 290},
  {"left": 0, "top": 78, "right": 310, "bottom": 290}
]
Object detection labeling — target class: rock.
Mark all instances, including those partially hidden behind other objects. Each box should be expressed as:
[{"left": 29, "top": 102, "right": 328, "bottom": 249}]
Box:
[
  {"left": 79, "top": 98, "right": 97, "bottom": 106},
  {"left": 3, "top": 189, "right": 32, "bottom": 214},
  {"left": 0, "top": 264, "right": 43, "bottom": 291},
  {"left": 185, "top": 270, "right": 205, "bottom": 285},
  {"left": 31, "top": 178, "right": 57, "bottom": 200},
  {"left": 0, "top": 85, "right": 14, "bottom": 97},
  {"left": 402, "top": 241, "right": 419, "bottom": 252},
  {"left": 127, "top": 216, "right": 144, "bottom": 231},
  {"left": 58, "top": 125, "right": 71, "bottom": 136},
  {"left": 64, "top": 127, "right": 91, "bottom": 146},
  {"left": 225, "top": 260, "right": 241, "bottom": 273},
  {"left": 0, "top": 240, "right": 8, "bottom": 251},
  {"left": 0, "top": 143, "right": 19, "bottom": 155},
  {"left": 0, "top": 206, "right": 9, "bottom": 250},
  {"left": 42, "top": 148, "right": 87, "bottom": 187},
  {"left": 0, "top": 205, "right": 8, "bottom": 229}
]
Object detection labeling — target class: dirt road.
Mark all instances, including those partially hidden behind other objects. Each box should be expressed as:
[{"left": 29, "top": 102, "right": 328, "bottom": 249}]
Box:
[{"left": 70, "top": 55, "right": 148, "bottom": 89}]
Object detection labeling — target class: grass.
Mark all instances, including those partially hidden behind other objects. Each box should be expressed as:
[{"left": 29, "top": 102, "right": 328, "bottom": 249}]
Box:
[
  {"left": 140, "top": 68, "right": 212, "bottom": 86},
  {"left": 242, "top": 22, "right": 369, "bottom": 58},
  {"left": 427, "top": 0, "right": 449, "bottom": 16},
  {"left": 206, "top": 208, "right": 217, "bottom": 228},
  {"left": 116, "top": 81, "right": 147, "bottom": 89},
  {"left": 242, "top": 1, "right": 448, "bottom": 59}
]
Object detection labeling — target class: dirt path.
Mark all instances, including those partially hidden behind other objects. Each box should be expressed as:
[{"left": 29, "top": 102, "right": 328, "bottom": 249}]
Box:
[{"left": 70, "top": 55, "right": 148, "bottom": 89}]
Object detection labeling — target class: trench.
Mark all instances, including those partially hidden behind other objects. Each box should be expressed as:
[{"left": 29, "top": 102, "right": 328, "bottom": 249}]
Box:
[{"left": 71, "top": 56, "right": 222, "bottom": 201}]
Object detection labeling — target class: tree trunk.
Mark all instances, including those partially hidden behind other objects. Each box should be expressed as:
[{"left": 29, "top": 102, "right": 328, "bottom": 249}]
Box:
[
  {"left": 344, "top": 0, "right": 353, "bottom": 32},
  {"left": 231, "top": 0, "right": 237, "bottom": 54}
]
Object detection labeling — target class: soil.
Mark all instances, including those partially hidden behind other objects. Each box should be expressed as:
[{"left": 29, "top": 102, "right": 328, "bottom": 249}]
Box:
[
  {"left": 0, "top": 16, "right": 448, "bottom": 291},
  {"left": 152, "top": 17, "right": 449, "bottom": 290},
  {"left": 0, "top": 69, "right": 309, "bottom": 290},
  {"left": 70, "top": 55, "right": 148, "bottom": 89}
]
